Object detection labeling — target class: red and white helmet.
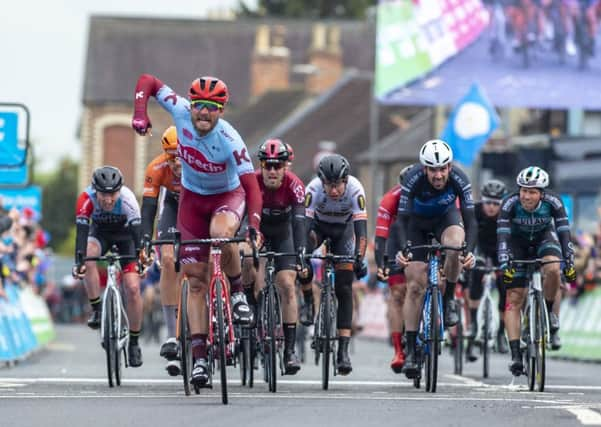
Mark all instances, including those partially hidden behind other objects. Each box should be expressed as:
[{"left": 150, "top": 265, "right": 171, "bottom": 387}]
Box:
[{"left": 258, "top": 139, "right": 289, "bottom": 162}]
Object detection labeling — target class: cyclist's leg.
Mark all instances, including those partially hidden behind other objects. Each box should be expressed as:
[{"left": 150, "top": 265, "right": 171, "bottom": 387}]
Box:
[
  {"left": 82, "top": 231, "right": 103, "bottom": 329},
  {"left": 156, "top": 195, "right": 181, "bottom": 360},
  {"left": 177, "top": 187, "right": 213, "bottom": 384},
  {"left": 209, "top": 187, "right": 251, "bottom": 324},
  {"left": 504, "top": 238, "right": 529, "bottom": 375},
  {"left": 439, "top": 209, "right": 465, "bottom": 327},
  {"left": 389, "top": 271, "right": 407, "bottom": 372},
  {"left": 538, "top": 231, "right": 563, "bottom": 348}
]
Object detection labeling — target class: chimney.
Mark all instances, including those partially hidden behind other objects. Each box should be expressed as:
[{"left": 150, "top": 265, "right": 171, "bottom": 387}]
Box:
[
  {"left": 305, "top": 24, "right": 343, "bottom": 95},
  {"left": 250, "top": 25, "right": 291, "bottom": 98}
]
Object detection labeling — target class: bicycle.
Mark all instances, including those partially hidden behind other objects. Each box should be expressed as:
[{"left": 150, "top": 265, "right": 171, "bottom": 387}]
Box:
[
  {"left": 472, "top": 259, "right": 502, "bottom": 378},
  {"left": 451, "top": 281, "right": 468, "bottom": 376},
  {"left": 404, "top": 239, "right": 466, "bottom": 393},
  {"left": 77, "top": 247, "right": 140, "bottom": 388},
  {"left": 309, "top": 239, "right": 355, "bottom": 390},
  {"left": 148, "top": 230, "right": 256, "bottom": 404},
  {"left": 510, "top": 258, "right": 562, "bottom": 392}
]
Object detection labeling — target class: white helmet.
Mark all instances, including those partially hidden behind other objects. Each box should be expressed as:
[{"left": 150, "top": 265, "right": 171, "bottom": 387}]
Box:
[
  {"left": 516, "top": 166, "right": 549, "bottom": 189},
  {"left": 419, "top": 139, "right": 453, "bottom": 167}
]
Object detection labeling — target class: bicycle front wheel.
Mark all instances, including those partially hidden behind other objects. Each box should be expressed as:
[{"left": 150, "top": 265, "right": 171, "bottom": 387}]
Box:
[
  {"left": 215, "top": 279, "right": 228, "bottom": 404},
  {"left": 103, "top": 290, "right": 116, "bottom": 388},
  {"left": 427, "top": 287, "right": 440, "bottom": 393},
  {"left": 535, "top": 293, "right": 546, "bottom": 392},
  {"left": 266, "top": 287, "right": 277, "bottom": 393},
  {"left": 321, "top": 289, "right": 331, "bottom": 390},
  {"left": 482, "top": 299, "right": 491, "bottom": 379},
  {"left": 179, "top": 278, "right": 192, "bottom": 396}
]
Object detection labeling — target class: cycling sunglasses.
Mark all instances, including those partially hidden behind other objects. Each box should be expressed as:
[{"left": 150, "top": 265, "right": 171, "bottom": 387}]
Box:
[
  {"left": 261, "top": 160, "right": 285, "bottom": 171},
  {"left": 190, "top": 100, "right": 223, "bottom": 112}
]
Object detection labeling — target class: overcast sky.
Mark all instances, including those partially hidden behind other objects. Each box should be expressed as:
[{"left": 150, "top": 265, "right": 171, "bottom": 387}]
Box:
[{"left": 1, "top": 0, "right": 257, "bottom": 172}]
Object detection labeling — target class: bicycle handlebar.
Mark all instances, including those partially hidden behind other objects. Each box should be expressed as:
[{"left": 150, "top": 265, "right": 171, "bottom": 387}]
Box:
[
  {"left": 402, "top": 240, "right": 467, "bottom": 258},
  {"left": 509, "top": 258, "right": 565, "bottom": 267}
]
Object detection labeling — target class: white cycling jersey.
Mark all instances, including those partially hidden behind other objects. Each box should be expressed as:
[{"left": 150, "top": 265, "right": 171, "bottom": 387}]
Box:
[{"left": 305, "top": 175, "right": 367, "bottom": 224}]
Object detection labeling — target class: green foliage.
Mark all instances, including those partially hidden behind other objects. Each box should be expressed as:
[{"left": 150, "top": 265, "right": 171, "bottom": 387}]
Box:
[
  {"left": 35, "top": 158, "right": 78, "bottom": 251},
  {"left": 238, "top": 0, "right": 375, "bottom": 18},
  {"left": 56, "top": 225, "right": 76, "bottom": 256}
]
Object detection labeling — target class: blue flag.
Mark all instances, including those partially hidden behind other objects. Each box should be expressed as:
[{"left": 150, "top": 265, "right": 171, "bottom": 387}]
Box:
[{"left": 440, "top": 83, "right": 500, "bottom": 166}]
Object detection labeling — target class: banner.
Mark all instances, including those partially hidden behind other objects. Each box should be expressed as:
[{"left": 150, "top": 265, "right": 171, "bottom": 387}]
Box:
[
  {"left": 0, "top": 186, "right": 42, "bottom": 219},
  {"left": 375, "top": 0, "right": 488, "bottom": 100}
]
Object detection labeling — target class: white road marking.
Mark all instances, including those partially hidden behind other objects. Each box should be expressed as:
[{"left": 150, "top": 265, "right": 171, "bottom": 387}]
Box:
[
  {"left": 566, "top": 408, "right": 601, "bottom": 425},
  {"left": 444, "top": 374, "right": 488, "bottom": 387}
]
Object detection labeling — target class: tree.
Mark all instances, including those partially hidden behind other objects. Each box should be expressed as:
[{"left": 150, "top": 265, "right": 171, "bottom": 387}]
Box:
[
  {"left": 238, "top": 0, "right": 376, "bottom": 19},
  {"left": 36, "top": 157, "right": 78, "bottom": 254}
]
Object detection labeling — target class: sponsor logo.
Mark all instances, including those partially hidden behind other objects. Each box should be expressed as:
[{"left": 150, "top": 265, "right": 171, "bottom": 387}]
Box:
[
  {"left": 292, "top": 183, "right": 305, "bottom": 204},
  {"left": 219, "top": 129, "right": 234, "bottom": 142},
  {"left": 233, "top": 148, "right": 250, "bottom": 166},
  {"left": 184, "top": 246, "right": 200, "bottom": 252},
  {"left": 304, "top": 193, "right": 312, "bottom": 208},
  {"left": 357, "top": 195, "right": 366, "bottom": 210},
  {"left": 163, "top": 91, "right": 177, "bottom": 105},
  {"left": 177, "top": 145, "right": 226, "bottom": 174},
  {"left": 135, "top": 91, "right": 144, "bottom": 99}
]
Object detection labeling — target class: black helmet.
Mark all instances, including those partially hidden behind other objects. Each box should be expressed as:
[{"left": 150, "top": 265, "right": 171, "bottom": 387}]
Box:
[
  {"left": 92, "top": 165, "right": 123, "bottom": 193},
  {"left": 317, "top": 154, "right": 350, "bottom": 183},
  {"left": 398, "top": 164, "right": 415, "bottom": 185},
  {"left": 481, "top": 179, "right": 506, "bottom": 199}
]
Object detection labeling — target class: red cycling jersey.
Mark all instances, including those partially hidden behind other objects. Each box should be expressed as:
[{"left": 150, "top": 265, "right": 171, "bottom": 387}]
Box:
[{"left": 376, "top": 184, "right": 402, "bottom": 239}]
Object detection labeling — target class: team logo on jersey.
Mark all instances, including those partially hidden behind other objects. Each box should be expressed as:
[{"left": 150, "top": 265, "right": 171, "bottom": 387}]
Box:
[
  {"left": 233, "top": 148, "right": 250, "bottom": 165},
  {"left": 178, "top": 145, "right": 226, "bottom": 174},
  {"left": 304, "top": 193, "right": 312, "bottom": 208},
  {"left": 357, "top": 195, "right": 366, "bottom": 210}
]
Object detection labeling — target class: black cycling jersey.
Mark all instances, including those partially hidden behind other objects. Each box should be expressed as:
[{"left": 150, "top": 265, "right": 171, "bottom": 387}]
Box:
[
  {"left": 475, "top": 202, "right": 499, "bottom": 256},
  {"left": 396, "top": 164, "right": 477, "bottom": 252},
  {"left": 497, "top": 190, "right": 573, "bottom": 264}
]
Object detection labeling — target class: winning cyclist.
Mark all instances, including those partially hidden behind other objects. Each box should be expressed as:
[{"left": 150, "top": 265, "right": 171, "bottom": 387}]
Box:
[
  {"left": 497, "top": 166, "right": 575, "bottom": 376},
  {"left": 72, "top": 166, "right": 144, "bottom": 367},
  {"left": 132, "top": 74, "right": 262, "bottom": 386},
  {"left": 241, "top": 139, "right": 311, "bottom": 374},
  {"left": 140, "top": 125, "right": 183, "bottom": 375},
  {"left": 465, "top": 179, "right": 509, "bottom": 363},
  {"left": 374, "top": 164, "right": 414, "bottom": 373},
  {"left": 394, "top": 140, "right": 477, "bottom": 379},
  {"left": 305, "top": 154, "right": 368, "bottom": 375}
]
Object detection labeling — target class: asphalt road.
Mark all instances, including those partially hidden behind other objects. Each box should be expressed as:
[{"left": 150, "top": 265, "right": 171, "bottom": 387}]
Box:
[{"left": 2, "top": 325, "right": 601, "bottom": 427}]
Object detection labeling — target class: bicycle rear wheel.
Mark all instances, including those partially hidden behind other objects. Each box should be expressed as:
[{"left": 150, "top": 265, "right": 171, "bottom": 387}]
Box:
[
  {"left": 215, "top": 279, "right": 228, "bottom": 404},
  {"left": 267, "top": 286, "right": 277, "bottom": 393},
  {"left": 238, "top": 327, "right": 250, "bottom": 387},
  {"left": 103, "top": 290, "right": 116, "bottom": 388},
  {"left": 179, "top": 278, "right": 192, "bottom": 396},
  {"left": 321, "top": 289, "right": 331, "bottom": 390},
  {"left": 482, "top": 299, "right": 491, "bottom": 379}
]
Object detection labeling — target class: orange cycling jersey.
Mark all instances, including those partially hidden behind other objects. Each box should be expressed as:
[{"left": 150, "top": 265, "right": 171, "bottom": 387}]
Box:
[{"left": 143, "top": 153, "right": 181, "bottom": 198}]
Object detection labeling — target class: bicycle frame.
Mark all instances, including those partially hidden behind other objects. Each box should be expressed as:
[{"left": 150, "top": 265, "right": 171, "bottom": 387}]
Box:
[
  {"left": 207, "top": 244, "right": 235, "bottom": 354},
  {"left": 419, "top": 251, "right": 445, "bottom": 357}
]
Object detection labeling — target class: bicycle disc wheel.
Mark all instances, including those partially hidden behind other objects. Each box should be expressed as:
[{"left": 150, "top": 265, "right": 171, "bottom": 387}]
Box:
[
  {"left": 103, "top": 291, "right": 116, "bottom": 388},
  {"left": 321, "top": 289, "right": 331, "bottom": 390},
  {"left": 215, "top": 279, "right": 228, "bottom": 404},
  {"left": 267, "top": 287, "right": 277, "bottom": 393},
  {"left": 482, "top": 299, "right": 491, "bottom": 379},
  {"left": 428, "top": 288, "right": 440, "bottom": 393},
  {"left": 535, "top": 294, "right": 546, "bottom": 392},
  {"left": 453, "top": 301, "right": 463, "bottom": 375},
  {"left": 179, "top": 279, "right": 192, "bottom": 396}
]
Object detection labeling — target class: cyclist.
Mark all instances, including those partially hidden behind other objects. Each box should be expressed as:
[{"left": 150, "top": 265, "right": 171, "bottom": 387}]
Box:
[
  {"left": 305, "top": 154, "right": 368, "bottom": 375},
  {"left": 497, "top": 166, "right": 575, "bottom": 376},
  {"left": 140, "top": 125, "right": 183, "bottom": 375},
  {"left": 132, "top": 74, "right": 263, "bottom": 386},
  {"left": 394, "top": 139, "right": 477, "bottom": 379},
  {"left": 374, "top": 164, "right": 414, "bottom": 373},
  {"left": 465, "top": 179, "right": 509, "bottom": 363},
  {"left": 72, "top": 166, "right": 144, "bottom": 367},
  {"left": 285, "top": 143, "right": 295, "bottom": 170},
  {"left": 241, "top": 139, "right": 311, "bottom": 375}
]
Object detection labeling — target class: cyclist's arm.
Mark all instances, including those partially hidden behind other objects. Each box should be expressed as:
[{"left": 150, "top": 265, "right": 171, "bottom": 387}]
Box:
[
  {"left": 133, "top": 74, "right": 165, "bottom": 114},
  {"left": 288, "top": 173, "right": 308, "bottom": 251},
  {"left": 351, "top": 179, "right": 368, "bottom": 259},
  {"left": 141, "top": 159, "right": 162, "bottom": 239},
  {"left": 141, "top": 196, "right": 158, "bottom": 240},
  {"left": 74, "top": 192, "right": 93, "bottom": 262},
  {"left": 375, "top": 188, "right": 399, "bottom": 266},
  {"left": 239, "top": 173, "right": 262, "bottom": 230},
  {"left": 496, "top": 195, "right": 516, "bottom": 264},
  {"left": 452, "top": 168, "right": 477, "bottom": 252},
  {"left": 547, "top": 192, "right": 574, "bottom": 262}
]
